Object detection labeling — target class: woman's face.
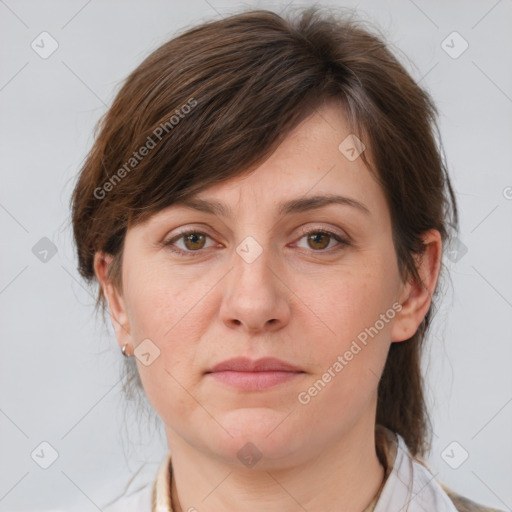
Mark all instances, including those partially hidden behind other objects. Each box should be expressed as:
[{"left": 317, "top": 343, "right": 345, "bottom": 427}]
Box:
[{"left": 99, "top": 102, "right": 431, "bottom": 468}]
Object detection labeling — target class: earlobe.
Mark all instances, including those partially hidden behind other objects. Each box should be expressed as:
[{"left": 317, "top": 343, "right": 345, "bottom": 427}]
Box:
[
  {"left": 390, "top": 229, "right": 442, "bottom": 343},
  {"left": 93, "top": 252, "right": 132, "bottom": 348}
]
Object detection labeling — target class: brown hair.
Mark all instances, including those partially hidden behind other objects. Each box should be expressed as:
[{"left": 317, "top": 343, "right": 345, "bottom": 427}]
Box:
[{"left": 70, "top": 6, "right": 458, "bottom": 458}]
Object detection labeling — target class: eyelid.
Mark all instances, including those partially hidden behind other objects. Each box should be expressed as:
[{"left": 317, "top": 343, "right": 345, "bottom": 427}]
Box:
[
  {"left": 164, "top": 228, "right": 218, "bottom": 254},
  {"left": 294, "top": 224, "right": 350, "bottom": 243},
  {"left": 292, "top": 225, "right": 351, "bottom": 252}
]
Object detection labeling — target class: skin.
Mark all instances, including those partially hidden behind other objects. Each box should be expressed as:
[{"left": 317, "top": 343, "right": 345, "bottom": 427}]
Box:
[{"left": 95, "top": 100, "right": 442, "bottom": 512}]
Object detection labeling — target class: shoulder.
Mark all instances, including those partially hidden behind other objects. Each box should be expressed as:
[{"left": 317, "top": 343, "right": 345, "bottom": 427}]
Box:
[{"left": 441, "top": 484, "right": 506, "bottom": 512}]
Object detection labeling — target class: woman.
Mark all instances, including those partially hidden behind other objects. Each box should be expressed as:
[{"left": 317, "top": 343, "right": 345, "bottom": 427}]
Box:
[{"left": 70, "top": 6, "right": 503, "bottom": 512}]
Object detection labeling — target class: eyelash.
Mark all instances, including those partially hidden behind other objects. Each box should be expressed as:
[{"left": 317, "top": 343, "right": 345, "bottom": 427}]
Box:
[{"left": 164, "top": 228, "right": 350, "bottom": 257}]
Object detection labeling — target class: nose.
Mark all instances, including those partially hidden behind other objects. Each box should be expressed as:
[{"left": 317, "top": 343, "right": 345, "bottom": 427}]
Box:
[{"left": 219, "top": 244, "right": 291, "bottom": 334}]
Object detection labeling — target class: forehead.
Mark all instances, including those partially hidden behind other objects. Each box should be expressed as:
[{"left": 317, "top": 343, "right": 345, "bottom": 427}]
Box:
[
  {"left": 134, "top": 101, "right": 389, "bottom": 228},
  {"left": 179, "top": 103, "right": 384, "bottom": 215}
]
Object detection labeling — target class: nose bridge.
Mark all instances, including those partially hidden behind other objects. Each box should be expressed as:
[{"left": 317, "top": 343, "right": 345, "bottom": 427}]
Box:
[
  {"left": 231, "top": 232, "right": 275, "bottom": 293},
  {"left": 218, "top": 230, "right": 289, "bottom": 331}
]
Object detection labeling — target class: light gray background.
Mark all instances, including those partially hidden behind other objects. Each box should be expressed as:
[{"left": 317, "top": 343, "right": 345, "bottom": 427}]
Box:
[{"left": 1, "top": 0, "right": 511, "bottom": 510}]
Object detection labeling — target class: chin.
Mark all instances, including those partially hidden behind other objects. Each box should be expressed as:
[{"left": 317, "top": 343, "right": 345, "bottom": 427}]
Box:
[{"left": 202, "top": 408, "right": 307, "bottom": 467}]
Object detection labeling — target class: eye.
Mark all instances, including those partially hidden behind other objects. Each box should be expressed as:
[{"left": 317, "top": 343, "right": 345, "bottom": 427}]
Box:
[
  {"left": 294, "top": 228, "right": 349, "bottom": 252},
  {"left": 164, "top": 227, "right": 350, "bottom": 257},
  {"left": 164, "top": 230, "right": 216, "bottom": 256}
]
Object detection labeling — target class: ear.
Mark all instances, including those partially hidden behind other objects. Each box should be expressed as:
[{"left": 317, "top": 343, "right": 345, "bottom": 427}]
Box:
[
  {"left": 390, "top": 229, "right": 443, "bottom": 343},
  {"left": 93, "top": 251, "right": 133, "bottom": 351}
]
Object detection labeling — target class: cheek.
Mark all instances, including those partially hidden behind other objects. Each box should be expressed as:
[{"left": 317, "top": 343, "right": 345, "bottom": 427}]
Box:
[
  {"left": 304, "top": 255, "right": 398, "bottom": 349},
  {"left": 123, "top": 261, "right": 245, "bottom": 415},
  {"left": 121, "top": 265, "right": 206, "bottom": 412},
  {"left": 130, "top": 318, "right": 202, "bottom": 432},
  {"left": 124, "top": 259, "right": 207, "bottom": 342},
  {"left": 295, "top": 257, "right": 397, "bottom": 410}
]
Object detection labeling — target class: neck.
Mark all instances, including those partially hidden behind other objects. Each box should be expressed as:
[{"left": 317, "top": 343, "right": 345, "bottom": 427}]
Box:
[{"left": 166, "top": 418, "right": 385, "bottom": 512}]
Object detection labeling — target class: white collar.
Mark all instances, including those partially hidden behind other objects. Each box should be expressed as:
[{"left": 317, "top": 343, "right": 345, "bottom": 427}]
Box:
[{"left": 373, "top": 429, "right": 458, "bottom": 512}]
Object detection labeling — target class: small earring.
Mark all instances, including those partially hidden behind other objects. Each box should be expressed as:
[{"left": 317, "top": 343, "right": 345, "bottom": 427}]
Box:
[{"left": 121, "top": 343, "right": 133, "bottom": 357}]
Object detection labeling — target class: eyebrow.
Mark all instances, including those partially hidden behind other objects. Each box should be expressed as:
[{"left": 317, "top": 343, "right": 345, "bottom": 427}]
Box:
[{"left": 176, "top": 194, "right": 371, "bottom": 218}]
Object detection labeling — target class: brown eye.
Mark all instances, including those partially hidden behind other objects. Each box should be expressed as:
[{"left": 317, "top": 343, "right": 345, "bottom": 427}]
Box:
[
  {"left": 307, "top": 232, "right": 331, "bottom": 250},
  {"left": 164, "top": 230, "right": 214, "bottom": 256},
  {"left": 295, "top": 229, "right": 349, "bottom": 253},
  {"left": 183, "top": 233, "right": 206, "bottom": 250}
]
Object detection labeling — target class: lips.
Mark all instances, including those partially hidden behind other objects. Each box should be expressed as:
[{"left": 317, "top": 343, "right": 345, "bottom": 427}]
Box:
[
  {"left": 206, "top": 357, "right": 303, "bottom": 374},
  {"left": 205, "top": 357, "right": 305, "bottom": 391}
]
